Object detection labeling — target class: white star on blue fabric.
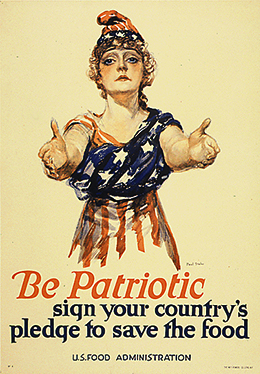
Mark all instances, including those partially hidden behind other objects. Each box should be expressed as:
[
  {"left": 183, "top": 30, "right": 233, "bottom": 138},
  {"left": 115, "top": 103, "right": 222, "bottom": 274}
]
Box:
[
  {"left": 116, "top": 170, "right": 135, "bottom": 185},
  {"left": 117, "top": 31, "right": 125, "bottom": 38},
  {"left": 113, "top": 149, "right": 128, "bottom": 165},
  {"left": 104, "top": 33, "right": 114, "bottom": 40},
  {"left": 142, "top": 142, "right": 153, "bottom": 154},
  {"left": 99, "top": 169, "right": 112, "bottom": 181}
]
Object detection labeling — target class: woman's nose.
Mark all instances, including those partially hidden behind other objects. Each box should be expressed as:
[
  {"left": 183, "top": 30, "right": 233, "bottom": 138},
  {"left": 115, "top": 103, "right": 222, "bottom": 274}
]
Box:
[{"left": 117, "top": 57, "right": 127, "bottom": 72}]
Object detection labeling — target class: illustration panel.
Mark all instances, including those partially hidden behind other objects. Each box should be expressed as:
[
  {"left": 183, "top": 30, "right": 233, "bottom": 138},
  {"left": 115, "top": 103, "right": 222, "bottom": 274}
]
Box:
[{"left": 1, "top": 1, "right": 259, "bottom": 373}]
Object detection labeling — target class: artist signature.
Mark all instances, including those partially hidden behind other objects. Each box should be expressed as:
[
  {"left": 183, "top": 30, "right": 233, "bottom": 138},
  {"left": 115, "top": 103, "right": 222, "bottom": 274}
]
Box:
[{"left": 186, "top": 261, "right": 204, "bottom": 266}]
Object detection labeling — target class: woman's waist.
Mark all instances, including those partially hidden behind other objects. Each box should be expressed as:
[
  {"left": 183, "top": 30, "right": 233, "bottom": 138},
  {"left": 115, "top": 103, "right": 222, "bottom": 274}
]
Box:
[{"left": 87, "top": 189, "right": 158, "bottom": 209}]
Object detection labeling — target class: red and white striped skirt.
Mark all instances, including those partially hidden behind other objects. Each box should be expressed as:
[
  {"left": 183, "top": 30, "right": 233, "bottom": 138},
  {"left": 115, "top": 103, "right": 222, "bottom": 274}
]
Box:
[{"left": 68, "top": 190, "right": 180, "bottom": 270}]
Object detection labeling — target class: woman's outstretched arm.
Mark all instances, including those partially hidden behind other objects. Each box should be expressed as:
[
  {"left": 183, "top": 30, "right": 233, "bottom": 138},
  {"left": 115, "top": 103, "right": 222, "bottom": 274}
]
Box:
[
  {"left": 38, "top": 119, "right": 89, "bottom": 180},
  {"left": 160, "top": 118, "right": 220, "bottom": 171}
]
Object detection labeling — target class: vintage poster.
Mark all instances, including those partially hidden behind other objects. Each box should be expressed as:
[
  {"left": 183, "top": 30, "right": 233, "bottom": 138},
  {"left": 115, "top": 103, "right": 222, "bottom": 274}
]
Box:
[{"left": 1, "top": 1, "right": 260, "bottom": 373}]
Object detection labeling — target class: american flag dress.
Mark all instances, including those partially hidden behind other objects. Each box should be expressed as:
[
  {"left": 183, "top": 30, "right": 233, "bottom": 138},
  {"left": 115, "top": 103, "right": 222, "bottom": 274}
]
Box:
[{"left": 64, "top": 108, "right": 183, "bottom": 270}]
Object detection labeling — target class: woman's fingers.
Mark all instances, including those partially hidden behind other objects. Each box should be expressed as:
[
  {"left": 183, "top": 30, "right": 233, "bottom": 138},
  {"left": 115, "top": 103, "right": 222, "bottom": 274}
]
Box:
[
  {"left": 38, "top": 119, "right": 61, "bottom": 159},
  {"left": 191, "top": 118, "right": 211, "bottom": 140},
  {"left": 198, "top": 118, "right": 211, "bottom": 134},
  {"left": 41, "top": 150, "right": 59, "bottom": 178},
  {"left": 197, "top": 157, "right": 216, "bottom": 168},
  {"left": 205, "top": 137, "right": 220, "bottom": 158},
  {"left": 51, "top": 119, "right": 61, "bottom": 139},
  {"left": 41, "top": 150, "right": 53, "bottom": 165},
  {"left": 44, "top": 165, "right": 59, "bottom": 179},
  {"left": 38, "top": 142, "right": 51, "bottom": 158},
  {"left": 206, "top": 136, "right": 220, "bottom": 152},
  {"left": 196, "top": 137, "right": 220, "bottom": 167}
]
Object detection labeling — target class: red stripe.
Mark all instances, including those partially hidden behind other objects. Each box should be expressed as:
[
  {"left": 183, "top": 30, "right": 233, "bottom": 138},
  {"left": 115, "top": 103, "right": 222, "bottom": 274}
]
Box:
[
  {"left": 65, "top": 114, "right": 125, "bottom": 148},
  {"left": 97, "top": 203, "right": 109, "bottom": 267},
  {"left": 83, "top": 115, "right": 98, "bottom": 129},
  {"left": 115, "top": 201, "right": 128, "bottom": 258},
  {"left": 132, "top": 217, "right": 145, "bottom": 252},
  {"left": 132, "top": 198, "right": 145, "bottom": 253},
  {"left": 64, "top": 118, "right": 93, "bottom": 133},
  {"left": 92, "top": 128, "right": 124, "bottom": 148},
  {"left": 98, "top": 129, "right": 125, "bottom": 147}
]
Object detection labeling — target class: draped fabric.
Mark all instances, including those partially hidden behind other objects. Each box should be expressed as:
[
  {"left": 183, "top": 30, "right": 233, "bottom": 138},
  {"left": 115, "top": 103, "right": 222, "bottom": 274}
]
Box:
[{"left": 65, "top": 108, "right": 182, "bottom": 270}]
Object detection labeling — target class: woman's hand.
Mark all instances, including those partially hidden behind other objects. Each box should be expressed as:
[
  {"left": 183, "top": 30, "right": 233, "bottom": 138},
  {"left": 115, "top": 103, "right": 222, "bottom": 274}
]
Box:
[
  {"left": 38, "top": 119, "right": 68, "bottom": 179},
  {"left": 189, "top": 118, "right": 220, "bottom": 168},
  {"left": 160, "top": 118, "right": 220, "bottom": 171}
]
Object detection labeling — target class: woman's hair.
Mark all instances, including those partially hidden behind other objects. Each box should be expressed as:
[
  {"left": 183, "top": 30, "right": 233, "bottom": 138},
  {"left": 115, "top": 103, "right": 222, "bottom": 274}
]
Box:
[{"left": 88, "top": 37, "right": 156, "bottom": 110}]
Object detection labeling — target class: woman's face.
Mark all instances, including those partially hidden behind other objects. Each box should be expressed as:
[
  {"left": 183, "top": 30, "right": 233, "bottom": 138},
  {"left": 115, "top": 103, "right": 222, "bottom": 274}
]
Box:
[{"left": 99, "top": 48, "right": 143, "bottom": 97}]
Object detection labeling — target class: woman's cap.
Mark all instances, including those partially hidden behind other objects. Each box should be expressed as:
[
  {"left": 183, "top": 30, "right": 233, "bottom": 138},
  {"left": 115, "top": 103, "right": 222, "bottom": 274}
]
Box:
[{"left": 96, "top": 10, "right": 144, "bottom": 46}]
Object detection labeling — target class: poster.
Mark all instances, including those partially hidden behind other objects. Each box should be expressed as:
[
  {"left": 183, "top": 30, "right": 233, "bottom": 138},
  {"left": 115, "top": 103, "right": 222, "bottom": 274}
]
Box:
[{"left": 1, "top": 1, "right": 259, "bottom": 373}]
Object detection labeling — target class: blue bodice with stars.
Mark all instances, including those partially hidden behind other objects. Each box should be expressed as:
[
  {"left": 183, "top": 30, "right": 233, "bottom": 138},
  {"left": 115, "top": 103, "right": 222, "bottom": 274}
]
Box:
[{"left": 68, "top": 108, "right": 182, "bottom": 201}]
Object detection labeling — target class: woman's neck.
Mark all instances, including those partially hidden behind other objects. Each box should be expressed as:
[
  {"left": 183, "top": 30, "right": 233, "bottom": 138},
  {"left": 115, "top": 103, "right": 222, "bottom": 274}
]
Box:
[
  {"left": 99, "top": 93, "right": 148, "bottom": 143},
  {"left": 105, "top": 92, "right": 140, "bottom": 119}
]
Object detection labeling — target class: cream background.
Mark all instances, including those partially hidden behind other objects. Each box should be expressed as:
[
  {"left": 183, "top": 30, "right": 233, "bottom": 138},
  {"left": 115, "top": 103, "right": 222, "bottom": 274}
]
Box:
[{"left": 1, "top": 1, "right": 260, "bottom": 373}]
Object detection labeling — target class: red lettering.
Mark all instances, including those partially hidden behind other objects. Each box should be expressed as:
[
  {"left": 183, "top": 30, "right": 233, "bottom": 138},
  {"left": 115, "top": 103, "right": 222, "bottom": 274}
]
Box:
[
  {"left": 112, "top": 274, "right": 125, "bottom": 298},
  {"left": 42, "top": 278, "right": 60, "bottom": 299},
  {"left": 67, "top": 271, "right": 94, "bottom": 299},
  {"left": 167, "top": 274, "right": 180, "bottom": 298},
  {"left": 136, "top": 272, "right": 150, "bottom": 299},
  {"left": 92, "top": 279, "right": 111, "bottom": 299},
  {"left": 123, "top": 279, "right": 140, "bottom": 299},
  {"left": 148, "top": 278, "right": 167, "bottom": 299},
  {"left": 190, "top": 278, "right": 205, "bottom": 299},
  {"left": 12, "top": 270, "right": 42, "bottom": 299},
  {"left": 177, "top": 272, "right": 190, "bottom": 299}
]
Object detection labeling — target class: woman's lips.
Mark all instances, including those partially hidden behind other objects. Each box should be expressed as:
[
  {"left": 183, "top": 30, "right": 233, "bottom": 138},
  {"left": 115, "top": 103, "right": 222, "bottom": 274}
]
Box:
[{"left": 115, "top": 75, "right": 131, "bottom": 81}]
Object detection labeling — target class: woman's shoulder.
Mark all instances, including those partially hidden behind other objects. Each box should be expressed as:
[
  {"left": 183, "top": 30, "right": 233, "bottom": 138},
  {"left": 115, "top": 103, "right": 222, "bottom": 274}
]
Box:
[
  {"left": 147, "top": 107, "right": 183, "bottom": 132},
  {"left": 63, "top": 110, "right": 99, "bottom": 134}
]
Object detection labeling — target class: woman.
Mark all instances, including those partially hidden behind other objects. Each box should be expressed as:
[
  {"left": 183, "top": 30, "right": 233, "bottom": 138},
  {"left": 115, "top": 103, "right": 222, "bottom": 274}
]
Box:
[{"left": 38, "top": 10, "right": 220, "bottom": 270}]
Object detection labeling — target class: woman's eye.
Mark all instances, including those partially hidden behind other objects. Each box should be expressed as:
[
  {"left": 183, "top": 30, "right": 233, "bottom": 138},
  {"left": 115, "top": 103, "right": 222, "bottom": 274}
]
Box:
[
  {"left": 127, "top": 57, "right": 138, "bottom": 64},
  {"left": 104, "top": 58, "right": 115, "bottom": 65}
]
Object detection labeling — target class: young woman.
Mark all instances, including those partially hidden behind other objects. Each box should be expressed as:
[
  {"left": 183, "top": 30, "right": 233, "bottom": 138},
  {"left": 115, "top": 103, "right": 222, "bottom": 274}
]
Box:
[{"left": 38, "top": 10, "right": 220, "bottom": 270}]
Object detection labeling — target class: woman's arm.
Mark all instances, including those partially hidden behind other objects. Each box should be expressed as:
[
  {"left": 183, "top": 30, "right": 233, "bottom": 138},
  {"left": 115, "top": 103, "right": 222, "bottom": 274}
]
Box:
[
  {"left": 38, "top": 119, "right": 89, "bottom": 180},
  {"left": 160, "top": 118, "right": 220, "bottom": 171}
]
